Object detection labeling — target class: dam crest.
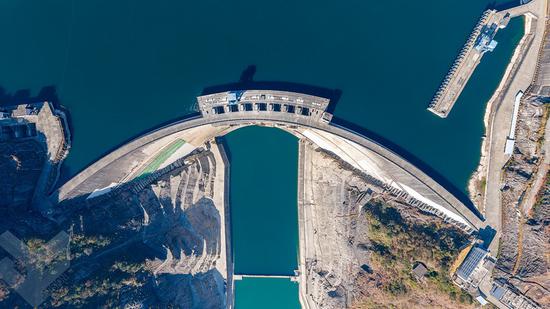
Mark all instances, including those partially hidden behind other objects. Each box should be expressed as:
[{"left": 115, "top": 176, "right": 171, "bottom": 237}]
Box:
[{"left": 53, "top": 89, "right": 484, "bottom": 233}]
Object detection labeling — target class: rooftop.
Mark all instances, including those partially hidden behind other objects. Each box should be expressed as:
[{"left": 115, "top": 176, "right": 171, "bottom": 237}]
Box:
[
  {"left": 197, "top": 90, "right": 332, "bottom": 121},
  {"left": 412, "top": 262, "right": 428, "bottom": 279},
  {"left": 456, "top": 246, "right": 488, "bottom": 281}
]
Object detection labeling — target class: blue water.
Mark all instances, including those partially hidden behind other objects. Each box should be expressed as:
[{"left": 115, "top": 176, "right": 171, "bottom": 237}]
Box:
[
  {"left": 0, "top": 0, "right": 525, "bottom": 307},
  {"left": 0, "top": 0, "right": 522, "bottom": 196}
]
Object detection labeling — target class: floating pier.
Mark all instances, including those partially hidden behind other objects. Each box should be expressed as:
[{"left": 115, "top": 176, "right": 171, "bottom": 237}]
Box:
[{"left": 428, "top": 9, "right": 509, "bottom": 118}]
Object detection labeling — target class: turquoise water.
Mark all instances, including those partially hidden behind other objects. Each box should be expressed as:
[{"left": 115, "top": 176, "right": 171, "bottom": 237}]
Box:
[
  {"left": 225, "top": 126, "right": 300, "bottom": 307},
  {"left": 235, "top": 278, "right": 300, "bottom": 309},
  {"left": 224, "top": 126, "right": 299, "bottom": 275}
]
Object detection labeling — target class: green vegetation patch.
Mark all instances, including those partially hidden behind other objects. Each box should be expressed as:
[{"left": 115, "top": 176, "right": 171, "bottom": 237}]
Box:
[
  {"left": 140, "top": 139, "right": 186, "bottom": 176},
  {"left": 361, "top": 201, "right": 473, "bottom": 307},
  {"left": 48, "top": 244, "right": 151, "bottom": 308},
  {"left": 532, "top": 170, "right": 550, "bottom": 213}
]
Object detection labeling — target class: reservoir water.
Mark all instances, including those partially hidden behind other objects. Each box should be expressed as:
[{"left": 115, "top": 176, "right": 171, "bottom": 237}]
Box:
[
  {"left": 0, "top": 0, "right": 522, "bottom": 193},
  {"left": 0, "top": 0, "right": 525, "bottom": 307}
]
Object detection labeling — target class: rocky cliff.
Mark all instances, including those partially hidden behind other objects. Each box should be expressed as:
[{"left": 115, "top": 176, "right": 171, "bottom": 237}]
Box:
[{"left": 0, "top": 133, "right": 228, "bottom": 308}]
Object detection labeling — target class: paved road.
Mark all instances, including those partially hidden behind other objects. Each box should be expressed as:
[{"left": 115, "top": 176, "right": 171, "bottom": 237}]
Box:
[{"left": 483, "top": 0, "right": 547, "bottom": 255}]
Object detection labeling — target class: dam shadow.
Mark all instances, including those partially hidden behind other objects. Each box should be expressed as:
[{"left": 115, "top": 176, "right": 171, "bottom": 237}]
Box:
[
  {"left": 202, "top": 65, "right": 342, "bottom": 114},
  {"left": 330, "top": 117, "right": 482, "bottom": 219},
  {"left": 202, "top": 69, "right": 482, "bottom": 220},
  {"left": 489, "top": 0, "right": 527, "bottom": 11},
  {"left": 0, "top": 85, "right": 72, "bottom": 132},
  {"left": 54, "top": 65, "right": 340, "bottom": 188},
  {"left": 0, "top": 85, "right": 75, "bottom": 193}
]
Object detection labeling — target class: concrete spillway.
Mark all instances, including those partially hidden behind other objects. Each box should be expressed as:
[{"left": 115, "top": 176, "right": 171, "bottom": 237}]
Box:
[{"left": 53, "top": 89, "right": 484, "bottom": 234}]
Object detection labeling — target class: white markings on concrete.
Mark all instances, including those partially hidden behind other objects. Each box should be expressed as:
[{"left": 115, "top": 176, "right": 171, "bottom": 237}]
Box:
[
  {"left": 301, "top": 129, "right": 390, "bottom": 183},
  {"left": 86, "top": 182, "right": 119, "bottom": 199},
  {"left": 398, "top": 183, "right": 470, "bottom": 227},
  {"left": 302, "top": 128, "right": 471, "bottom": 227},
  {"left": 504, "top": 91, "right": 524, "bottom": 155}
]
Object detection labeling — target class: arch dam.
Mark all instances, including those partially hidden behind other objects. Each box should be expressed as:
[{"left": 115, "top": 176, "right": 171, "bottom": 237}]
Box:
[{"left": 51, "top": 89, "right": 484, "bottom": 234}]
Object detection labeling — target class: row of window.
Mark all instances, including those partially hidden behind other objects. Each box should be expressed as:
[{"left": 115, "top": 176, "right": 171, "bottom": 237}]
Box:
[{"left": 209, "top": 103, "right": 317, "bottom": 117}]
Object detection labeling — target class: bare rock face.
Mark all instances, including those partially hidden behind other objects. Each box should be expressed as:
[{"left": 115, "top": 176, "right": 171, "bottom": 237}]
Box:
[
  {"left": 140, "top": 155, "right": 222, "bottom": 276},
  {"left": 0, "top": 139, "right": 46, "bottom": 208},
  {"left": 497, "top": 98, "right": 546, "bottom": 273},
  {"left": 510, "top": 172, "right": 550, "bottom": 306},
  {"left": 301, "top": 142, "right": 378, "bottom": 308},
  {"left": 0, "top": 151, "right": 227, "bottom": 308},
  {"left": 491, "top": 89, "right": 550, "bottom": 307},
  {"left": 300, "top": 142, "right": 474, "bottom": 309},
  {"left": 153, "top": 270, "right": 225, "bottom": 309}
]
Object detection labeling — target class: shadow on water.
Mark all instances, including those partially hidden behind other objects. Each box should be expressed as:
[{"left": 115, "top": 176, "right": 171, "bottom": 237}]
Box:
[
  {"left": 203, "top": 66, "right": 482, "bottom": 219},
  {"left": 74, "top": 111, "right": 201, "bottom": 164},
  {"left": 330, "top": 117, "right": 481, "bottom": 219},
  {"left": 215, "top": 136, "right": 232, "bottom": 162},
  {"left": 202, "top": 65, "right": 343, "bottom": 114},
  {"left": 1, "top": 85, "right": 59, "bottom": 108},
  {"left": 489, "top": 0, "right": 528, "bottom": 11},
  {"left": 0, "top": 85, "right": 73, "bottom": 141},
  {"left": 0, "top": 85, "right": 76, "bottom": 189},
  {"left": 55, "top": 110, "right": 202, "bottom": 185}
]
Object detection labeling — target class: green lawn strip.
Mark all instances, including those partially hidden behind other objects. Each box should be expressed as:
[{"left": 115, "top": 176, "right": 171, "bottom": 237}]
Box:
[{"left": 139, "top": 139, "right": 186, "bottom": 176}]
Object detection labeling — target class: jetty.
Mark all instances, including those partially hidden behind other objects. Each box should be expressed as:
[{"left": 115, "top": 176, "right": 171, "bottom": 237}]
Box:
[
  {"left": 428, "top": 9, "right": 509, "bottom": 118},
  {"left": 428, "top": 0, "right": 542, "bottom": 118}
]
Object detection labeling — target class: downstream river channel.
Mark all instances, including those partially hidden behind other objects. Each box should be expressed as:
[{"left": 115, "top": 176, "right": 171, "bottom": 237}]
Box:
[
  {"left": 224, "top": 126, "right": 300, "bottom": 308},
  {"left": 0, "top": 0, "right": 524, "bottom": 307}
]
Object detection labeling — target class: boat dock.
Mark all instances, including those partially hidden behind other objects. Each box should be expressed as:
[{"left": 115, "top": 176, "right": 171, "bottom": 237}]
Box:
[{"left": 428, "top": 9, "right": 509, "bottom": 118}]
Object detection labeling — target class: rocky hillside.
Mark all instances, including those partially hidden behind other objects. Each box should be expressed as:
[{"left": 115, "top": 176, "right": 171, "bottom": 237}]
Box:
[
  {"left": 498, "top": 97, "right": 548, "bottom": 275},
  {"left": 505, "top": 171, "right": 550, "bottom": 307},
  {"left": 0, "top": 139, "right": 46, "bottom": 209},
  {"left": 0, "top": 146, "right": 227, "bottom": 308},
  {"left": 495, "top": 93, "right": 550, "bottom": 306},
  {"left": 300, "top": 142, "right": 475, "bottom": 309}
]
